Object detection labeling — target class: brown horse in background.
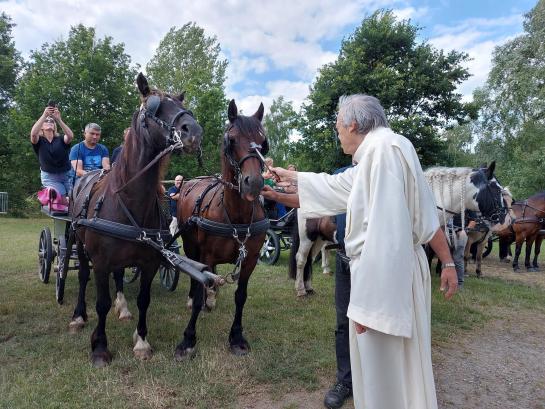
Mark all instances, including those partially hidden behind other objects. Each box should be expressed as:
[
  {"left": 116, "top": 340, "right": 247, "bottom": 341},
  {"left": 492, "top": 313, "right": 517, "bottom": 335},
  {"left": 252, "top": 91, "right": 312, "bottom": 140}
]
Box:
[
  {"left": 68, "top": 73, "right": 203, "bottom": 367},
  {"left": 176, "top": 99, "right": 268, "bottom": 359},
  {"left": 496, "top": 191, "right": 545, "bottom": 272},
  {"left": 289, "top": 210, "right": 337, "bottom": 297}
]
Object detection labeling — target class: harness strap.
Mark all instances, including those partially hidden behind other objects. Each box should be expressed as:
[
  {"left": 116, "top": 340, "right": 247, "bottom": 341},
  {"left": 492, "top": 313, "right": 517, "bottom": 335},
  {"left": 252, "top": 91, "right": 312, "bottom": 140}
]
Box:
[
  {"left": 77, "top": 217, "right": 170, "bottom": 243},
  {"left": 188, "top": 216, "right": 269, "bottom": 237}
]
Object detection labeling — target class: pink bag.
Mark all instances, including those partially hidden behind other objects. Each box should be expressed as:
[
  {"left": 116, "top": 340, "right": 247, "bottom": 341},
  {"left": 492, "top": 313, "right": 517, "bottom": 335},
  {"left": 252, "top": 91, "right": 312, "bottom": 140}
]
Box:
[{"left": 37, "top": 187, "right": 69, "bottom": 212}]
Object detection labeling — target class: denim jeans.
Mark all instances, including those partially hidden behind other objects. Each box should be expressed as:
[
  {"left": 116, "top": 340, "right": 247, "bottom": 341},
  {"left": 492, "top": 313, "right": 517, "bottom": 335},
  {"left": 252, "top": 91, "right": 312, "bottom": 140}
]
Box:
[
  {"left": 40, "top": 169, "right": 73, "bottom": 196},
  {"left": 335, "top": 253, "right": 352, "bottom": 388}
]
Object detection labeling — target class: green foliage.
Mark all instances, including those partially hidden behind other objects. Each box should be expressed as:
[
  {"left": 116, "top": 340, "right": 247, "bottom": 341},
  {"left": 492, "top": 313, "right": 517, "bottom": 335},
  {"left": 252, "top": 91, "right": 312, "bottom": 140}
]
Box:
[
  {"left": 295, "top": 10, "right": 475, "bottom": 172},
  {"left": 0, "top": 25, "right": 139, "bottom": 215},
  {"left": 0, "top": 13, "right": 21, "bottom": 114},
  {"left": 262, "top": 96, "right": 300, "bottom": 167},
  {"left": 473, "top": 1, "right": 545, "bottom": 198},
  {"left": 146, "top": 23, "right": 228, "bottom": 178}
]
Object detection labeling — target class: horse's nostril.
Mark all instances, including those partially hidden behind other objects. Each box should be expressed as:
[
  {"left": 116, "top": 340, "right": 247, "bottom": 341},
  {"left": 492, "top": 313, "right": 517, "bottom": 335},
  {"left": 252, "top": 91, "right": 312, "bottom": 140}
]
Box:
[
  {"left": 244, "top": 176, "right": 250, "bottom": 185},
  {"left": 182, "top": 125, "right": 189, "bottom": 133}
]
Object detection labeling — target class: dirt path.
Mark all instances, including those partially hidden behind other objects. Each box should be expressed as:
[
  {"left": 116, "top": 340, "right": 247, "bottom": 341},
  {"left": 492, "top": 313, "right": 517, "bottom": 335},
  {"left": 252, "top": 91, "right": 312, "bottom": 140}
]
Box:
[{"left": 237, "top": 257, "right": 545, "bottom": 409}]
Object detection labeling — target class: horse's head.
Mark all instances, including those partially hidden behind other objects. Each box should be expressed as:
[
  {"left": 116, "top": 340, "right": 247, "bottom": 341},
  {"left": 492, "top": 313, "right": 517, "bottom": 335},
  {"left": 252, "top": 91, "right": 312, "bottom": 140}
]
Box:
[
  {"left": 136, "top": 72, "right": 203, "bottom": 154},
  {"left": 469, "top": 161, "right": 512, "bottom": 231},
  {"left": 223, "top": 99, "right": 268, "bottom": 202}
]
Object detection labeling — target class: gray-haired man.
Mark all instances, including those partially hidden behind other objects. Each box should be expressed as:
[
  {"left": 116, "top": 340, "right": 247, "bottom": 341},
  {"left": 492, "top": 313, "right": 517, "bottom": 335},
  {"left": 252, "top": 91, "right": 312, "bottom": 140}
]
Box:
[{"left": 69, "top": 123, "right": 110, "bottom": 177}]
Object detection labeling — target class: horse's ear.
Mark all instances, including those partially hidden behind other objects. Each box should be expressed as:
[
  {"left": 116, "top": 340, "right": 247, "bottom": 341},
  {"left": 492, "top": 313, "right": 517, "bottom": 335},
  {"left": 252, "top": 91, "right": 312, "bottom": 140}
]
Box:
[
  {"left": 228, "top": 99, "right": 238, "bottom": 123},
  {"left": 253, "top": 102, "right": 264, "bottom": 122},
  {"left": 486, "top": 161, "right": 496, "bottom": 180},
  {"left": 177, "top": 92, "right": 185, "bottom": 103},
  {"left": 137, "top": 73, "right": 151, "bottom": 97}
]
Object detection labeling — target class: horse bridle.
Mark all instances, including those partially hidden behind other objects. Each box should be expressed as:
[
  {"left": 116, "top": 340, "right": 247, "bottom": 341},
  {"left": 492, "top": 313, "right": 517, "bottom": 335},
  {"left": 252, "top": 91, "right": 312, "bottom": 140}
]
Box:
[
  {"left": 140, "top": 94, "right": 195, "bottom": 147},
  {"left": 223, "top": 125, "right": 268, "bottom": 193},
  {"left": 482, "top": 184, "right": 509, "bottom": 225}
]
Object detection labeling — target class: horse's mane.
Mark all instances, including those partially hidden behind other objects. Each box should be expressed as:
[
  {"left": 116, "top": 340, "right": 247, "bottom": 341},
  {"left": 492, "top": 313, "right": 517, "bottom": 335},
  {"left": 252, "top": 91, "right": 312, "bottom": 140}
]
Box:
[{"left": 424, "top": 166, "right": 474, "bottom": 181}]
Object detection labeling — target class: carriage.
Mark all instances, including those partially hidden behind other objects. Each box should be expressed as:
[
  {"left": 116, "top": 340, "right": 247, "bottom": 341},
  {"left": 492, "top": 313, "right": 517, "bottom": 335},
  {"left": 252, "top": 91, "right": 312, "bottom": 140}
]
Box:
[
  {"left": 37, "top": 200, "right": 185, "bottom": 304},
  {"left": 258, "top": 207, "right": 296, "bottom": 265}
]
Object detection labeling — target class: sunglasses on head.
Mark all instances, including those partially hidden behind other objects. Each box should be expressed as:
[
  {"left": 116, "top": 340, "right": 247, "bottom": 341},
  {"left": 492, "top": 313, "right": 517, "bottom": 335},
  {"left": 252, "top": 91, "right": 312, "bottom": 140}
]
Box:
[{"left": 44, "top": 118, "right": 55, "bottom": 123}]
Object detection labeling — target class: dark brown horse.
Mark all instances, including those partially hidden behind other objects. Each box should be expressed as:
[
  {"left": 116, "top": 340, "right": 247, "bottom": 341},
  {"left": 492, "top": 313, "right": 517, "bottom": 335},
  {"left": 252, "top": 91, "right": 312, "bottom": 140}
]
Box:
[
  {"left": 496, "top": 191, "right": 545, "bottom": 272},
  {"left": 176, "top": 99, "right": 268, "bottom": 358},
  {"left": 68, "top": 73, "right": 203, "bottom": 367}
]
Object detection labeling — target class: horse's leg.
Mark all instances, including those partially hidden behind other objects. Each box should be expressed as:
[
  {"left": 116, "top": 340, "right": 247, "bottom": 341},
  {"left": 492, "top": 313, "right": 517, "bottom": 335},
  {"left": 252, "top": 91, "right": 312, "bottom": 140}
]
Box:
[
  {"left": 175, "top": 278, "right": 203, "bottom": 361},
  {"left": 205, "top": 266, "right": 219, "bottom": 310},
  {"left": 133, "top": 267, "right": 154, "bottom": 360},
  {"left": 525, "top": 235, "right": 536, "bottom": 272},
  {"left": 476, "top": 241, "right": 484, "bottom": 277},
  {"left": 295, "top": 239, "right": 313, "bottom": 297},
  {"left": 90, "top": 266, "right": 113, "bottom": 367},
  {"left": 463, "top": 236, "right": 472, "bottom": 275},
  {"left": 533, "top": 235, "right": 542, "bottom": 270},
  {"left": 69, "top": 241, "right": 90, "bottom": 332},
  {"left": 512, "top": 237, "right": 523, "bottom": 272},
  {"left": 321, "top": 245, "right": 332, "bottom": 275},
  {"left": 113, "top": 268, "right": 132, "bottom": 321},
  {"left": 229, "top": 261, "right": 256, "bottom": 356}
]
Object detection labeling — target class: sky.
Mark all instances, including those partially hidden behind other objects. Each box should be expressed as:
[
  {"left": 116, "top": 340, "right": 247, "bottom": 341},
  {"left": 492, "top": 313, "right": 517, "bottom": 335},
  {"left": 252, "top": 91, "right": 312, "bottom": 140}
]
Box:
[{"left": 1, "top": 0, "right": 537, "bottom": 115}]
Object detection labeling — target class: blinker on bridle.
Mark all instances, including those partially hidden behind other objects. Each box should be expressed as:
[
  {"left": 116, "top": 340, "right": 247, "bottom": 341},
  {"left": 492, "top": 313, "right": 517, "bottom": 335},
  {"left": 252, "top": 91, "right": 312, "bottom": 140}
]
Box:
[{"left": 139, "top": 94, "right": 194, "bottom": 147}]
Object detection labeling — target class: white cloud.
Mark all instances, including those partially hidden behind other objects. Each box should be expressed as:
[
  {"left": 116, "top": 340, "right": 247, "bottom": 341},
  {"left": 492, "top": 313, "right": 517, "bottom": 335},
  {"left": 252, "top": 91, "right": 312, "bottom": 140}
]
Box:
[
  {"left": 428, "top": 13, "right": 524, "bottom": 101},
  {"left": 392, "top": 6, "right": 429, "bottom": 21}
]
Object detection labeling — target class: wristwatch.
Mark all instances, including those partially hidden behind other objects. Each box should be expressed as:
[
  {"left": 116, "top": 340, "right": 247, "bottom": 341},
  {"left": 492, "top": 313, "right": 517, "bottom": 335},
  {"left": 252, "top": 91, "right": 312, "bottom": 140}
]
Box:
[{"left": 442, "top": 262, "right": 456, "bottom": 269}]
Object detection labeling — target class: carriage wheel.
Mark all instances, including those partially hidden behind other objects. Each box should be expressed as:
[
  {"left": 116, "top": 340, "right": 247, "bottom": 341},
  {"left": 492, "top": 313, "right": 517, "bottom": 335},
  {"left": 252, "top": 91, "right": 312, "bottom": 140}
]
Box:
[
  {"left": 123, "top": 266, "right": 140, "bottom": 284},
  {"left": 159, "top": 265, "right": 180, "bottom": 291},
  {"left": 38, "top": 227, "right": 54, "bottom": 283},
  {"left": 55, "top": 236, "right": 67, "bottom": 305},
  {"left": 258, "top": 229, "right": 280, "bottom": 265},
  {"left": 482, "top": 237, "right": 494, "bottom": 258}
]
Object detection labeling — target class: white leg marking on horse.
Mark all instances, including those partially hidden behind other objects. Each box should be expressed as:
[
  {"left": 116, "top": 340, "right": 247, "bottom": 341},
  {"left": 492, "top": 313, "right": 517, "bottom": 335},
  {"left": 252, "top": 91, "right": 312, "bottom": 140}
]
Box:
[
  {"left": 133, "top": 329, "right": 153, "bottom": 360},
  {"left": 114, "top": 292, "right": 132, "bottom": 321},
  {"left": 205, "top": 287, "right": 217, "bottom": 309},
  {"left": 68, "top": 316, "right": 85, "bottom": 332}
]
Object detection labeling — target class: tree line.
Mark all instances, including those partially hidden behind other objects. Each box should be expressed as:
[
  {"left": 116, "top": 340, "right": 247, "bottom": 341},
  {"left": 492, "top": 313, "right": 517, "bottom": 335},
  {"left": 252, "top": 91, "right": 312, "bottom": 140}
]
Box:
[{"left": 1, "top": 2, "right": 543, "bottom": 215}]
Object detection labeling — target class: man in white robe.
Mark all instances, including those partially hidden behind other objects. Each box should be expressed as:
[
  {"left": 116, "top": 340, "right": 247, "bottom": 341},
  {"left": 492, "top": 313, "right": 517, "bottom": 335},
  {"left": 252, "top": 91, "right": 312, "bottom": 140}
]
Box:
[{"left": 262, "top": 94, "right": 457, "bottom": 409}]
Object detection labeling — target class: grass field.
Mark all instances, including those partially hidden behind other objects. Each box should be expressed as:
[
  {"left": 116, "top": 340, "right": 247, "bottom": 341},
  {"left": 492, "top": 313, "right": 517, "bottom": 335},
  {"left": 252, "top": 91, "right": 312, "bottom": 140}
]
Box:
[{"left": 1, "top": 217, "right": 545, "bottom": 409}]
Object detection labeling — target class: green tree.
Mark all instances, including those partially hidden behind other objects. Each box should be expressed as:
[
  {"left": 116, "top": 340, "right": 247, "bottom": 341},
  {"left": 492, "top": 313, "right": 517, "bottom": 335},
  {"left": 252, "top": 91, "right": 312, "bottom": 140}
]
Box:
[
  {"left": 474, "top": 1, "right": 545, "bottom": 197},
  {"left": 2, "top": 25, "right": 139, "bottom": 214},
  {"left": 146, "top": 23, "right": 228, "bottom": 178},
  {"left": 295, "top": 10, "right": 476, "bottom": 172},
  {"left": 262, "top": 96, "right": 299, "bottom": 166},
  {"left": 0, "top": 13, "right": 20, "bottom": 114}
]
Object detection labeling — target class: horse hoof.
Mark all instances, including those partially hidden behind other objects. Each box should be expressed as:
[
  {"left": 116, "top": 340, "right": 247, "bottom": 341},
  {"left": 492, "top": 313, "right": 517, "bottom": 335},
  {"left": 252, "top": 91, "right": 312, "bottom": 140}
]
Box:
[
  {"left": 186, "top": 297, "right": 193, "bottom": 310},
  {"left": 134, "top": 347, "right": 153, "bottom": 361},
  {"left": 174, "top": 347, "right": 196, "bottom": 362},
  {"left": 230, "top": 343, "right": 250, "bottom": 356},
  {"left": 305, "top": 288, "right": 315, "bottom": 295},
  {"left": 91, "top": 350, "right": 112, "bottom": 368},
  {"left": 296, "top": 290, "right": 307, "bottom": 297},
  {"left": 527, "top": 267, "right": 538, "bottom": 273},
  {"left": 118, "top": 310, "right": 133, "bottom": 321},
  {"left": 68, "top": 316, "right": 85, "bottom": 333},
  {"left": 323, "top": 270, "right": 332, "bottom": 275}
]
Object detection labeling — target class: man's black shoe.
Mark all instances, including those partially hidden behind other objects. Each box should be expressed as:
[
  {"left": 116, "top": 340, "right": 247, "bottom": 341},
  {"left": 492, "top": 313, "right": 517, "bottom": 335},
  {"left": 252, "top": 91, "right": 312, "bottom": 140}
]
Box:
[{"left": 324, "top": 382, "right": 352, "bottom": 409}]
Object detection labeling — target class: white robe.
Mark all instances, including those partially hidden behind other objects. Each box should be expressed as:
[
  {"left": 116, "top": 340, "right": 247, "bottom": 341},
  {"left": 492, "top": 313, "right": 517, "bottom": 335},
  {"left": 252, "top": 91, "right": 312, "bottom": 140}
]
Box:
[{"left": 298, "top": 127, "right": 439, "bottom": 409}]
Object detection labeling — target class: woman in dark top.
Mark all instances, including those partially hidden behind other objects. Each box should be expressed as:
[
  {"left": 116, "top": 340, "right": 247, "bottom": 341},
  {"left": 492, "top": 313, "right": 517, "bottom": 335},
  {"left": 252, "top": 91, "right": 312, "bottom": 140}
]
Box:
[{"left": 30, "top": 104, "right": 74, "bottom": 195}]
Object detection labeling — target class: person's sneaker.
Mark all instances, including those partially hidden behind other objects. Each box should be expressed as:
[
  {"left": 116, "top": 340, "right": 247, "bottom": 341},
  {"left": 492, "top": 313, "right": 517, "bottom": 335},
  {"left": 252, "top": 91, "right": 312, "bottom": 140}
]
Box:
[{"left": 324, "top": 382, "right": 352, "bottom": 409}]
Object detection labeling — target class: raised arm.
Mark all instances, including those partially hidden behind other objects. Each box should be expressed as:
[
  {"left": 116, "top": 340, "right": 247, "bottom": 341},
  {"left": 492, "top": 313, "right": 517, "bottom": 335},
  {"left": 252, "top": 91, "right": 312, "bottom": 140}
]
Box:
[
  {"left": 30, "top": 107, "right": 54, "bottom": 144},
  {"left": 52, "top": 108, "right": 74, "bottom": 144}
]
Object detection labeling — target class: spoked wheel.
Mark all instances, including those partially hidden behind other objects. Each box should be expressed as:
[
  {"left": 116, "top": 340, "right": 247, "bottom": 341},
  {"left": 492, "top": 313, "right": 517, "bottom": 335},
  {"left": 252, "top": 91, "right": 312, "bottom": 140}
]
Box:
[
  {"left": 123, "top": 266, "right": 140, "bottom": 284},
  {"left": 482, "top": 237, "right": 494, "bottom": 258},
  {"left": 258, "top": 228, "right": 281, "bottom": 265},
  {"left": 38, "top": 227, "right": 54, "bottom": 283},
  {"left": 55, "top": 236, "right": 67, "bottom": 305},
  {"left": 159, "top": 264, "right": 180, "bottom": 291}
]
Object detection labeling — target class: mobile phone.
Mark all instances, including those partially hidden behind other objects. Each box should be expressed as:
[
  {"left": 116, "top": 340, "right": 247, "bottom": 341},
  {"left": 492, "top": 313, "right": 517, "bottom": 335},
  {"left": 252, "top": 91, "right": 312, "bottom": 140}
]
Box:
[{"left": 47, "top": 100, "right": 56, "bottom": 108}]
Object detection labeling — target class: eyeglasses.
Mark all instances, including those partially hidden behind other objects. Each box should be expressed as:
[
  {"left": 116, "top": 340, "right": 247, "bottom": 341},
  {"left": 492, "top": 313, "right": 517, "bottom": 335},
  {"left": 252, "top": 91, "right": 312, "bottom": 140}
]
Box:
[{"left": 44, "top": 118, "right": 55, "bottom": 123}]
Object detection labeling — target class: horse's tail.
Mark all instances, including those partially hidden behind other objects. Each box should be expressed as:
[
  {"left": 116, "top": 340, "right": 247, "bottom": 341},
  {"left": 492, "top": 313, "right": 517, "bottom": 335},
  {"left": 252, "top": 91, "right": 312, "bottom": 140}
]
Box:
[
  {"left": 288, "top": 209, "right": 299, "bottom": 280},
  {"left": 288, "top": 209, "right": 313, "bottom": 281}
]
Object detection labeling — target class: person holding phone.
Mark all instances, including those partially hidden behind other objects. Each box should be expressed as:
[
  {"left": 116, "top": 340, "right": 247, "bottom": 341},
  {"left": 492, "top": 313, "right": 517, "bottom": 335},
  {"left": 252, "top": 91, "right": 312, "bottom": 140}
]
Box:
[{"left": 30, "top": 101, "right": 75, "bottom": 195}]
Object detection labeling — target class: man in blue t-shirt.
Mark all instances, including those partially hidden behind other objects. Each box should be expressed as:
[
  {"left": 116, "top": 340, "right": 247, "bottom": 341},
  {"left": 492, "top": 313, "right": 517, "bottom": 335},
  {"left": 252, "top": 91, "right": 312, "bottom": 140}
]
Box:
[
  {"left": 69, "top": 123, "right": 110, "bottom": 177},
  {"left": 167, "top": 175, "right": 184, "bottom": 235}
]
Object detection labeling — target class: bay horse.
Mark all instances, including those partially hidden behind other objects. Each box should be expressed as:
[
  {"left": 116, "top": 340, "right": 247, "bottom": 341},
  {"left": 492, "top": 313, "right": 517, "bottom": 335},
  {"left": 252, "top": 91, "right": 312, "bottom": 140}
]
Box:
[
  {"left": 176, "top": 99, "right": 268, "bottom": 358},
  {"left": 495, "top": 191, "right": 545, "bottom": 272},
  {"left": 68, "top": 73, "right": 203, "bottom": 367},
  {"left": 288, "top": 210, "right": 337, "bottom": 297}
]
